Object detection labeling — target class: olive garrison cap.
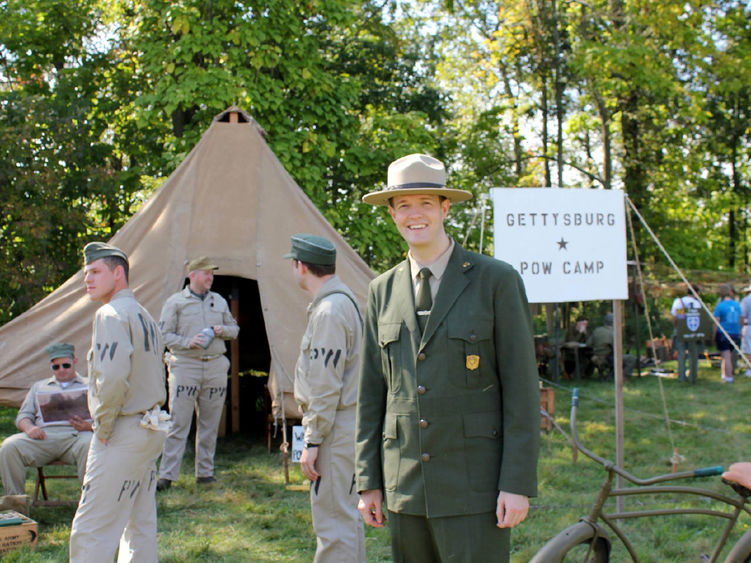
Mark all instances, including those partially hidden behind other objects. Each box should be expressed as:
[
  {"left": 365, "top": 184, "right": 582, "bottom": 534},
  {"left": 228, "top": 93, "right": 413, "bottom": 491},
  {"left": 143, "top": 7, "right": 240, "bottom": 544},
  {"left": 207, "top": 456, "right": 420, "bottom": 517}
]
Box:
[
  {"left": 283, "top": 234, "right": 336, "bottom": 265},
  {"left": 83, "top": 242, "right": 129, "bottom": 265},
  {"left": 46, "top": 342, "right": 75, "bottom": 360},
  {"left": 187, "top": 256, "right": 218, "bottom": 272}
]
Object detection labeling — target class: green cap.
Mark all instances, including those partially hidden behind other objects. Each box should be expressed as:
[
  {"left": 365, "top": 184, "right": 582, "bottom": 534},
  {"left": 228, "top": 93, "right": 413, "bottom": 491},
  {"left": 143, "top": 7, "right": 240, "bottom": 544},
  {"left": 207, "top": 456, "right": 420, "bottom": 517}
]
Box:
[
  {"left": 283, "top": 234, "right": 336, "bottom": 265},
  {"left": 187, "top": 256, "right": 219, "bottom": 272},
  {"left": 83, "top": 242, "right": 128, "bottom": 265},
  {"left": 46, "top": 343, "right": 75, "bottom": 361}
]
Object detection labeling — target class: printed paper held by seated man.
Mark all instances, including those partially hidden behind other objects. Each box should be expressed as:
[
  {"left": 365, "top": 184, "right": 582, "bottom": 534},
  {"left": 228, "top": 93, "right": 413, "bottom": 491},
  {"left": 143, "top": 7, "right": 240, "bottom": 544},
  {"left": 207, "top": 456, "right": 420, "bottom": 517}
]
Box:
[{"left": 37, "top": 389, "right": 91, "bottom": 426}]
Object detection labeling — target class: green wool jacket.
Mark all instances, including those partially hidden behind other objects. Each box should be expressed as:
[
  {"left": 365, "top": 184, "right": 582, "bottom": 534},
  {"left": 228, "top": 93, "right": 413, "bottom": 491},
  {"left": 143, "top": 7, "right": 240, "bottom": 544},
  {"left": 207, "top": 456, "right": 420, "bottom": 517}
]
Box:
[{"left": 355, "top": 243, "right": 540, "bottom": 517}]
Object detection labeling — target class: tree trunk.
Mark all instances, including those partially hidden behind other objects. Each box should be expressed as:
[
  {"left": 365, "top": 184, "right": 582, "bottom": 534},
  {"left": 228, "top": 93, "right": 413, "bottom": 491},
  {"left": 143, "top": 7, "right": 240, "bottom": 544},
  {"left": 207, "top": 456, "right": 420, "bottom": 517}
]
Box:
[
  {"left": 171, "top": 107, "right": 197, "bottom": 138},
  {"left": 502, "top": 71, "right": 525, "bottom": 180},
  {"left": 541, "top": 73, "right": 551, "bottom": 187},
  {"left": 592, "top": 85, "right": 612, "bottom": 189},
  {"left": 552, "top": 0, "right": 564, "bottom": 187}
]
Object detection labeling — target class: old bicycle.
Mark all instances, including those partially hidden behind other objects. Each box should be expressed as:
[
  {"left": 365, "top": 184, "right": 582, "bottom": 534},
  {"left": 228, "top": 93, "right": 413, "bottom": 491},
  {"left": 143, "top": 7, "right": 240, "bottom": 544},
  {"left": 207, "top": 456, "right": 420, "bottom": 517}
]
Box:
[{"left": 531, "top": 389, "right": 751, "bottom": 562}]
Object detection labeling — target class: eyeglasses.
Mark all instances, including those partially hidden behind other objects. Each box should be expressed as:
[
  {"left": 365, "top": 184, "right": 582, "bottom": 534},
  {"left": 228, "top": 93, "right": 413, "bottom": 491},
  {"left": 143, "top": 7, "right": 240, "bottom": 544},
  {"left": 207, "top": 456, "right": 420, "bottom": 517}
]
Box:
[{"left": 51, "top": 363, "right": 72, "bottom": 370}]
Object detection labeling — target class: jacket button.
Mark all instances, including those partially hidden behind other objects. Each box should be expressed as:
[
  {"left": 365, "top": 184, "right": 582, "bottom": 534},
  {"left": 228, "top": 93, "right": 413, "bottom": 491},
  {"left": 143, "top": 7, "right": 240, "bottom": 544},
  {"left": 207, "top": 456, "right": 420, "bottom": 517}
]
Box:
[
  {"left": 417, "top": 352, "right": 426, "bottom": 361},
  {"left": 421, "top": 453, "right": 431, "bottom": 462},
  {"left": 492, "top": 429, "right": 499, "bottom": 437},
  {"left": 470, "top": 334, "right": 477, "bottom": 342},
  {"left": 417, "top": 385, "right": 427, "bottom": 395},
  {"left": 419, "top": 419, "right": 429, "bottom": 429}
]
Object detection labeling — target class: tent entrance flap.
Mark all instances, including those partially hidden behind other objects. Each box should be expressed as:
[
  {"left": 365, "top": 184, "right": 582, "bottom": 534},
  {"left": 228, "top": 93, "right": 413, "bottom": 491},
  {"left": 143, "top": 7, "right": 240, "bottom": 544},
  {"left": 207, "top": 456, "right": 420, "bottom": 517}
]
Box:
[{"left": 211, "top": 276, "right": 271, "bottom": 436}]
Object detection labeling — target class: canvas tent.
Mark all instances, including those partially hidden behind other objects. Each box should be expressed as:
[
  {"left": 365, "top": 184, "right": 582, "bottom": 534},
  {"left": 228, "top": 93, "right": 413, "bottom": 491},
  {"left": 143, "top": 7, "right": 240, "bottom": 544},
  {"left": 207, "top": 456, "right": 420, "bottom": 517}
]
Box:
[{"left": 0, "top": 107, "right": 375, "bottom": 431}]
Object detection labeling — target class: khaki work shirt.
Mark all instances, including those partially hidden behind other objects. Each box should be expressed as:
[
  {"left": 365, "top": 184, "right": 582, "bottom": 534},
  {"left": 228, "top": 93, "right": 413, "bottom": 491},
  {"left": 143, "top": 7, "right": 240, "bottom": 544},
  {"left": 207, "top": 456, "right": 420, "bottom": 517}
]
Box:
[
  {"left": 88, "top": 289, "right": 166, "bottom": 441},
  {"left": 294, "top": 276, "right": 362, "bottom": 445},
  {"left": 159, "top": 288, "right": 239, "bottom": 359},
  {"left": 16, "top": 373, "right": 88, "bottom": 428}
]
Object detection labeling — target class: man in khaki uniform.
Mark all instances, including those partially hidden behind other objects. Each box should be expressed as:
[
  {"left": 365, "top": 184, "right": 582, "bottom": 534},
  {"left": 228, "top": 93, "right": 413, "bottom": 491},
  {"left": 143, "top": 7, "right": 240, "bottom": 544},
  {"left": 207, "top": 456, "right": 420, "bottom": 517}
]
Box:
[
  {"left": 356, "top": 154, "right": 540, "bottom": 562},
  {"left": 156, "top": 257, "right": 239, "bottom": 491},
  {"left": 285, "top": 234, "right": 366, "bottom": 563},
  {"left": 70, "top": 242, "right": 167, "bottom": 563},
  {"left": 0, "top": 343, "right": 92, "bottom": 509}
]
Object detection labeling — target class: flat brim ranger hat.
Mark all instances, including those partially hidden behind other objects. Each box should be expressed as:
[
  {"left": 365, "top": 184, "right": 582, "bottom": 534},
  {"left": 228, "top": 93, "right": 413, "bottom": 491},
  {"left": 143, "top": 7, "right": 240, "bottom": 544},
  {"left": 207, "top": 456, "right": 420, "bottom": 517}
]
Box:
[{"left": 362, "top": 153, "right": 473, "bottom": 206}]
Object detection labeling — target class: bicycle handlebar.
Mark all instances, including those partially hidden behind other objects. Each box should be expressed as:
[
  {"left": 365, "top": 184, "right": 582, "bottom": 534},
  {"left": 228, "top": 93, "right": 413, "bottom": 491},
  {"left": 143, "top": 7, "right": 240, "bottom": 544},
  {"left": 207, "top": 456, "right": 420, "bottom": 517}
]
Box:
[
  {"left": 569, "top": 388, "right": 723, "bottom": 486},
  {"left": 693, "top": 466, "right": 724, "bottom": 478}
]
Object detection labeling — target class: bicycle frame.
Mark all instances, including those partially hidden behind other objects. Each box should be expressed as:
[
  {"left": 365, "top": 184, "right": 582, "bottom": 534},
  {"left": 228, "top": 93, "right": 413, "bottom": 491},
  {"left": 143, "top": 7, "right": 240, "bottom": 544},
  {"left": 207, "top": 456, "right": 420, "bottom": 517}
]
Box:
[{"left": 541, "top": 389, "right": 751, "bottom": 562}]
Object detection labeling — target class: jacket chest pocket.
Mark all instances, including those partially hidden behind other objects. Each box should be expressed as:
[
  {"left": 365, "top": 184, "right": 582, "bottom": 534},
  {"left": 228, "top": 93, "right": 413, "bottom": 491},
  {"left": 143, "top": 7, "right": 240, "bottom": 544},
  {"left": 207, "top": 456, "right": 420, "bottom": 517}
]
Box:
[
  {"left": 201, "top": 304, "right": 225, "bottom": 328},
  {"left": 177, "top": 307, "right": 204, "bottom": 333},
  {"left": 448, "top": 324, "right": 493, "bottom": 388},
  {"left": 378, "top": 322, "right": 402, "bottom": 393}
]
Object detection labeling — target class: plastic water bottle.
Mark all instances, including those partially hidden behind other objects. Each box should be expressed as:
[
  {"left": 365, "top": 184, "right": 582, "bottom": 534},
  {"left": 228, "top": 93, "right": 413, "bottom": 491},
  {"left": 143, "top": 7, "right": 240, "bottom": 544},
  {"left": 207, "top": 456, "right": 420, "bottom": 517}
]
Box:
[{"left": 200, "top": 327, "right": 215, "bottom": 349}]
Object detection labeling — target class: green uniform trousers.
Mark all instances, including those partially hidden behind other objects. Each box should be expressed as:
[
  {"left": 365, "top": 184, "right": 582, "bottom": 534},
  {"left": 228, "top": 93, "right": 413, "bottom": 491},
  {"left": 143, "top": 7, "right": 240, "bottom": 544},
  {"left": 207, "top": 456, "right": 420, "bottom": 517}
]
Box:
[{"left": 389, "top": 510, "right": 510, "bottom": 563}]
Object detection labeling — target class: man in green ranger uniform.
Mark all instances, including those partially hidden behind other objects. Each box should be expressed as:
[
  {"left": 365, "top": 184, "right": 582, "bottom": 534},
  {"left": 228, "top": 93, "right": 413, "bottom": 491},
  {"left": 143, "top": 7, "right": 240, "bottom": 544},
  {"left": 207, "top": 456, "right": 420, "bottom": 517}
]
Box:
[{"left": 355, "top": 154, "right": 540, "bottom": 562}]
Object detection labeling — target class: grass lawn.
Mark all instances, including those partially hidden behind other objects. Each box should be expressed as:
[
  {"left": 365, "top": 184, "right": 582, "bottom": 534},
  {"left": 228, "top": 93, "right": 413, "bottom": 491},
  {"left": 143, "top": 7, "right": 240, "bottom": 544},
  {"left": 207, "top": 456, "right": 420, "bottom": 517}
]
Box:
[{"left": 3, "top": 357, "right": 751, "bottom": 561}]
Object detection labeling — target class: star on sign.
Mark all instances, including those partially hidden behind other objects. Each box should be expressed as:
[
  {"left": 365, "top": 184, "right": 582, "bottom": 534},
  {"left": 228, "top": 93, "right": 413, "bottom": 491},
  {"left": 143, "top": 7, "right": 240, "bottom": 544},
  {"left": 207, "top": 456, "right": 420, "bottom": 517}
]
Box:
[{"left": 557, "top": 237, "right": 568, "bottom": 250}]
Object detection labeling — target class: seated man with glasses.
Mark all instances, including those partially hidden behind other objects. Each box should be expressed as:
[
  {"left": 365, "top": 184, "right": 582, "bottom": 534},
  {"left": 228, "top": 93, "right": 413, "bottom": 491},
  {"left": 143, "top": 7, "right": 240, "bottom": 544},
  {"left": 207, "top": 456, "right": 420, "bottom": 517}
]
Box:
[{"left": 0, "top": 343, "right": 92, "bottom": 511}]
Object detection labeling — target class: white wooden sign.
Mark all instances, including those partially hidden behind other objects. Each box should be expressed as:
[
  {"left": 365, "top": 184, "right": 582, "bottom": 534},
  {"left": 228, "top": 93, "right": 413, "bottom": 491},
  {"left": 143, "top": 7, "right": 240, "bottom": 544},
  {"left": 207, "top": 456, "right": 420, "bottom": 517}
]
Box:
[
  {"left": 292, "top": 425, "right": 304, "bottom": 463},
  {"left": 491, "top": 188, "right": 627, "bottom": 303}
]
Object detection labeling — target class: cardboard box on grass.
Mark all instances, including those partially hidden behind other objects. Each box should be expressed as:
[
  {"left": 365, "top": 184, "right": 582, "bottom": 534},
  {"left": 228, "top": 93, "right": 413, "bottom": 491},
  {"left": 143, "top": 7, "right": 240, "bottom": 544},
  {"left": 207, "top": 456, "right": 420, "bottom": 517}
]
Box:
[{"left": 0, "top": 510, "right": 38, "bottom": 554}]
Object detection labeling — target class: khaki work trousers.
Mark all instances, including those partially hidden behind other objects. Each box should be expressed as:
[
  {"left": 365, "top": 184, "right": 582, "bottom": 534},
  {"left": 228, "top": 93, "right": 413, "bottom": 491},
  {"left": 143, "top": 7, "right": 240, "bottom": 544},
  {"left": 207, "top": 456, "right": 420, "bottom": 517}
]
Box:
[
  {"left": 0, "top": 426, "right": 92, "bottom": 495},
  {"left": 310, "top": 407, "right": 366, "bottom": 563},
  {"left": 389, "top": 510, "right": 510, "bottom": 563},
  {"left": 69, "top": 415, "right": 166, "bottom": 563},
  {"left": 159, "top": 355, "right": 228, "bottom": 481}
]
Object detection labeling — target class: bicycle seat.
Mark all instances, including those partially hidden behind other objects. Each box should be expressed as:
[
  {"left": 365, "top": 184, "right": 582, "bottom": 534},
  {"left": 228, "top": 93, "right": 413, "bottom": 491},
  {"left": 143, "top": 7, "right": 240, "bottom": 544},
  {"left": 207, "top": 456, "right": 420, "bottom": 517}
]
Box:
[{"left": 722, "top": 462, "right": 751, "bottom": 497}]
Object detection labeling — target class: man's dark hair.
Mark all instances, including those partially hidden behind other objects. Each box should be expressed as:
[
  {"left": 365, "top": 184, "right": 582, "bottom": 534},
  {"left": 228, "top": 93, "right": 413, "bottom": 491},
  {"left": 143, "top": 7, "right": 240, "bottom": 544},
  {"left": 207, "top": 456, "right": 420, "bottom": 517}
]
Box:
[
  {"left": 102, "top": 256, "right": 130, "bottom": 283},
  {"left": 295, "top": 259, "right": 335, "bottom": 277}
]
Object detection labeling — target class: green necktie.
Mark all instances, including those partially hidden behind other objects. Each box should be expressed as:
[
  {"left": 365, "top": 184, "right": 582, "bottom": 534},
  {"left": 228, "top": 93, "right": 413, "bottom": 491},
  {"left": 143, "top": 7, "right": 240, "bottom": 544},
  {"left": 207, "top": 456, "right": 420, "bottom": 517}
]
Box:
[{"left": 416, "top": 267, "right": 432, "bottom": 332}]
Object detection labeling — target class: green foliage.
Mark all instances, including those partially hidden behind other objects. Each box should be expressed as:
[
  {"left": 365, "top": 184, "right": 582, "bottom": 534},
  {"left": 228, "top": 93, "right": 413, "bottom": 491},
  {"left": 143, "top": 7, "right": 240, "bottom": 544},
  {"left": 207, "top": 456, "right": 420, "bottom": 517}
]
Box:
[
  {"left": 1, "top": 0, "right": 750, "bottom": 325},
  {"left": 429, "top": 0, "right": 751, "bottom": 271},
  {"left": 0, "top": 0, "right": 452, "bottom": 319}
]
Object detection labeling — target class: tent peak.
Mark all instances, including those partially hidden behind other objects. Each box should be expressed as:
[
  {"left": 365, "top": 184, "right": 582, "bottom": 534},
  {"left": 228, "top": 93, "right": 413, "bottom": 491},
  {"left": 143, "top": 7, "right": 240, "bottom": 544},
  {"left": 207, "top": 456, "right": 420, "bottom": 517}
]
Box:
[{"left": 213, "top": 106, "right": 266, "bottom": 136}]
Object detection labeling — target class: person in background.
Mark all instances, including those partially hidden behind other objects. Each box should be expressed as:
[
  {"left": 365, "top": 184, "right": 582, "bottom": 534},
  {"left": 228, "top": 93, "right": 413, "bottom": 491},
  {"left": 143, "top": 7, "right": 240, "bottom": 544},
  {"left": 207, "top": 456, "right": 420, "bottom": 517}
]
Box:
[
  {"left": 285, "top": 233, "right": 366, "bottom": 563},
  {"left": 587, "top": 313, "right": 637, "bottom": 379},
  {"left": 714, "top": 283, "right": 742, "bottom": 383},
  {"left": 69, "top": 242, "right": 167, "bottom": 562},
  {"left": 156, "top": 257, "right": 239, "bottom": 491},
  {"left": 563, "top": 316, "right": 590, "bottom": 378},
  {"left": 0, "top": 343, "right": 92, "bottom": 514},
  {"left": 740, "top": 283, "right": 751, "bottom": 377},
  {"left": 565, "top": 316, "right": 589, "bottom": 344},
  {"left": 670, "top": 283, "right": 702, "bottom": 383}
]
